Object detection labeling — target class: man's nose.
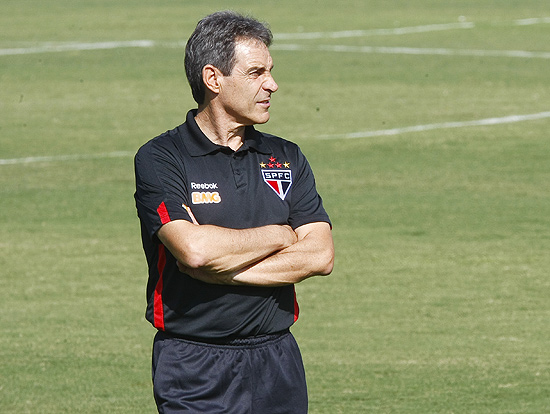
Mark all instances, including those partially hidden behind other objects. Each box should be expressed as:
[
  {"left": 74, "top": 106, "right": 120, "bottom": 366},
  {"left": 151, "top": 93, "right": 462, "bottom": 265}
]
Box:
[{"left": 264, "top": 73, "right": 278, "bottom": 93}]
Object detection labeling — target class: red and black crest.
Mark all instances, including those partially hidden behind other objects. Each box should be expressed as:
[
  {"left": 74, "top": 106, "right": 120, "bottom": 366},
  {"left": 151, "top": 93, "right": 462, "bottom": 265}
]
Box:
[{"left": 260, "top": 156, "right": 292, "bottom": 200}]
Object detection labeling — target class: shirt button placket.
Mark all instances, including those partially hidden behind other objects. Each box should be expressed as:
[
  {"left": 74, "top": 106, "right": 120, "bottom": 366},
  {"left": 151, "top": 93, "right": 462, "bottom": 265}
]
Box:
[{"left": 231, "top": 153, "right": 247, "bottom": 189}]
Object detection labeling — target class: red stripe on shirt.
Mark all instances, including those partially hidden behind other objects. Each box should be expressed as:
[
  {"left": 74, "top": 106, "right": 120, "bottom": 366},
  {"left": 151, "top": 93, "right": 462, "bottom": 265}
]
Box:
[
  {"left": 154, "top": 244, "right": 167, "bottom": 330},
  {"left": 293, "top": 285, "right": 300, "bottom": 322},
  {"left": 157, "top": 202, "right": 171, "bottom": 225}
]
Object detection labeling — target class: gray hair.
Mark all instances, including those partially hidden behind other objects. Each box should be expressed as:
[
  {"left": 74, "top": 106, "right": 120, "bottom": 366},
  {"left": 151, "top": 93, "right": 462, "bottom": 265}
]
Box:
[{"left": 184, "top": 11, "right": 273, "bottom": 105}]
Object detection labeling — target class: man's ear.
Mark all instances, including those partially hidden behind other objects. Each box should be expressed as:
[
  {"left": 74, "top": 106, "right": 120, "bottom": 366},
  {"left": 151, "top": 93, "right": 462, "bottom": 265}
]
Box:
[{"left": 202, "top": 64, "right": 222, "bottom": 95}]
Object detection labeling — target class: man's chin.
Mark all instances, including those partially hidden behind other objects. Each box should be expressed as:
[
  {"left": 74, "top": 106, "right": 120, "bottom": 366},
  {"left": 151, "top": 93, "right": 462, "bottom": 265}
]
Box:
[
  {"left": 255, "top": 112, "right": 271, "bottom": 125},
  {"left": 236, "top": 112, "right": 271, "bottom": 126}
]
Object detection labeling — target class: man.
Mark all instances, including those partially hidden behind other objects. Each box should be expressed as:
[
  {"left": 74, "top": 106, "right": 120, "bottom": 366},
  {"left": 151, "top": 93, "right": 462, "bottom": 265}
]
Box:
[{"left": 134, "top": 10, "right": 334, "bottom": 413}]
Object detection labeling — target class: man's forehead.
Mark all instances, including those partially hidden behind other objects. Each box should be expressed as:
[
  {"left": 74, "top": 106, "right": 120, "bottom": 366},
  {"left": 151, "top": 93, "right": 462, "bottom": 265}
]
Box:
[{"left": 234, "top": 39, "right": 273, "bottom": 67}]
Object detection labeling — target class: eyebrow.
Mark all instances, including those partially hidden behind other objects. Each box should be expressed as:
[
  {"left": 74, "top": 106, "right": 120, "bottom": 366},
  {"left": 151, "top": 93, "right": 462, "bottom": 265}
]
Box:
[{"left": 246, "top": 64, "right": 274, "bottom": 74}]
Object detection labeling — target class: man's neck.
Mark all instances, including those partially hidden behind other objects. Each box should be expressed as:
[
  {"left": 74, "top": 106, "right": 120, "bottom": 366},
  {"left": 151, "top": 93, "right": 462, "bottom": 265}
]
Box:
[{"left": 194, "top": 107, "right": 245, "bottom": 151}]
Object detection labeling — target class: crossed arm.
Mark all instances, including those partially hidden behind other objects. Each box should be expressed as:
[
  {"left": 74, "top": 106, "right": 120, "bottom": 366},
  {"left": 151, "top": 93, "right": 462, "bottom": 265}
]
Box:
[{"left": 157, "top": 217, "right": 334, "bottom": 287}]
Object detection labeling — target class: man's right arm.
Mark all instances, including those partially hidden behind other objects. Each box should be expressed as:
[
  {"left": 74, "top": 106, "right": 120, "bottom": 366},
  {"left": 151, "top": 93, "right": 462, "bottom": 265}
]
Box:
[{"left": 157, "top": 219, "right": 297, "bottom": 275}]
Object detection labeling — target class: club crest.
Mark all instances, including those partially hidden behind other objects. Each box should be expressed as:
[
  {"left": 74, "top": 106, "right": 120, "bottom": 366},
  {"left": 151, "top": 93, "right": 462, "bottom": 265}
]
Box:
[{"left": 260, "top": 157, "right": 292, "bottom": 200}]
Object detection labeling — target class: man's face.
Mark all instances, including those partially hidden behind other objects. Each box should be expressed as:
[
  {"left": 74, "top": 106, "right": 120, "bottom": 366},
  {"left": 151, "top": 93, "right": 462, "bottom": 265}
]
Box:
[{"left": 218, "top": 38, "right": 278, "bottom": 126}]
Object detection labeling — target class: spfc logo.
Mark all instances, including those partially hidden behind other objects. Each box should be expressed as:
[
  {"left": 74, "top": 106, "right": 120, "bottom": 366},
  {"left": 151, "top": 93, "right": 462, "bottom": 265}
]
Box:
[
  {"left": 260, "top": 156, "right": 292, "bottom": 200},
  {"left": 262, "top": 169, "right": 292, "bottom": 200}
]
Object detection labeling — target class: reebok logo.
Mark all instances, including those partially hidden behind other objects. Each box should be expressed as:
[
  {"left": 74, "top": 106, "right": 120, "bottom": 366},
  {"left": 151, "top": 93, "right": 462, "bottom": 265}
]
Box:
[{"left": 191, "top": 182, "right": 218, "bottom": 190}]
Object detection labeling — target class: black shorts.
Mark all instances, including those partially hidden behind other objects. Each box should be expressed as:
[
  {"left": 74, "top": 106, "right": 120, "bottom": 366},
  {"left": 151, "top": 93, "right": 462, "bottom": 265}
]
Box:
[{"left": 152, "top": 330, "right": 308, "bottom": 413}]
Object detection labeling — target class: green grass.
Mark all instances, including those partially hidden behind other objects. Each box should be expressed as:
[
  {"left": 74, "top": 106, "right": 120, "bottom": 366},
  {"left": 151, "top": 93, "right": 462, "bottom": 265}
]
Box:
[{"left": 1, "top": 1, "right": 549, "bottom": 412}]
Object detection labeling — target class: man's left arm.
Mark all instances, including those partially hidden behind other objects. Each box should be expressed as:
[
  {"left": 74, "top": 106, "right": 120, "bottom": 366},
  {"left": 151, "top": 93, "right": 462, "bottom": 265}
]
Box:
[{"left": 181, "top": 221, "right": 334, "bottom": 286}]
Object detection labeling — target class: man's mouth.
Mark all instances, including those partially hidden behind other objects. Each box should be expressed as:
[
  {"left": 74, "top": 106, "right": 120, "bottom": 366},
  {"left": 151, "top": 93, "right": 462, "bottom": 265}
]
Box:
[{"left": 258, "top": 99, "right": 271, "bottom": 108}]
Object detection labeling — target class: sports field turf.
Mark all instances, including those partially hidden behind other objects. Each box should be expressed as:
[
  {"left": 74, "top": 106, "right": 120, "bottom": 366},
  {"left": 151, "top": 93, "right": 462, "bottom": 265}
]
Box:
[{"left": 1, "top": 1, "right": 549, "bottom": 412}]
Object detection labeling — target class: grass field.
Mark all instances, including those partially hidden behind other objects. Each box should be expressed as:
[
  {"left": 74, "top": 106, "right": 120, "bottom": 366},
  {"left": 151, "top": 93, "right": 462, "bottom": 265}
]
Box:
[{"left": 1, "top": 1, "right": 550, "bottom": 412}]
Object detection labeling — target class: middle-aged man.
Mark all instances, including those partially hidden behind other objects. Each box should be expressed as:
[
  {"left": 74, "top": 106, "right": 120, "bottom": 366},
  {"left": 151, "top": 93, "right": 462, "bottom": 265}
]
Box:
[{"left": 134, "top": 10, "right": 335, "bottom": 413}]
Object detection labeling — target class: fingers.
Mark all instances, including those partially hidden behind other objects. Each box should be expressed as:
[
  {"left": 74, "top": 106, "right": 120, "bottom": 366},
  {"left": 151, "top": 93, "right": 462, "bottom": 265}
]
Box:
[{"left": 182, "top": 203, "right": 200, "bottom": 225}]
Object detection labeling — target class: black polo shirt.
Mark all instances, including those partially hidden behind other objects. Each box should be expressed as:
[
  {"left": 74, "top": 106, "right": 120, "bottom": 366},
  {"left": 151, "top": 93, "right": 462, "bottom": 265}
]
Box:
[{"left": 134, "top": 109, "right": 331, "bottom": 341}]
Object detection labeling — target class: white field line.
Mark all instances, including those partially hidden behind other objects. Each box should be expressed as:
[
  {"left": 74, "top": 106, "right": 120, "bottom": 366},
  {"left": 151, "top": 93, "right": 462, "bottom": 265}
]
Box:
[
  {"left": 273, "top": 22, "right": 474, "bottom": 40},
  {"left": 2, "top": 112, "right": 549, "bottom": 165},
  {"left": 272, "top": 43, "right": 550, "bottom": 59},
  {"left": 514, "top": 17, "right": 550, "bottom": 25},
  {"left": 3, "top": 17, "right": 549, "bottom": 56},
  {"left": 0, "top": 40, "right": 157, "bottom": 56},
  {"left": 0, "top": 22, "right": 472, "bottom": 55},
  {"left": 317, "top": 111, "right": 550, "bottom": 140},
  {"left": 0, "top": 151, "right": 134, "bottom": 166}
]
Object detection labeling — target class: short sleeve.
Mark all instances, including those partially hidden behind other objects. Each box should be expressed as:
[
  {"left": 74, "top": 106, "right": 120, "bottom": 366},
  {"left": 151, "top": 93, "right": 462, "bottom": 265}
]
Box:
[
  {"left": 287, "top": 146, "right": 331, "bottom": 230},
  {"left": 134, "top": 139, "right": 192, "bottom": 239}
]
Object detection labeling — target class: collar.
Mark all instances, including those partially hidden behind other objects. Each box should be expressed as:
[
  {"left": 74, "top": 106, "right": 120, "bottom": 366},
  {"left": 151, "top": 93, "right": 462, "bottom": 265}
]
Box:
[{"left": 179, "top": 110, "right": 273, "bottom": 156}]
